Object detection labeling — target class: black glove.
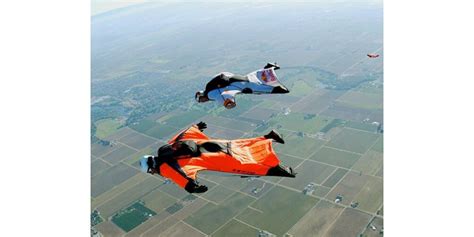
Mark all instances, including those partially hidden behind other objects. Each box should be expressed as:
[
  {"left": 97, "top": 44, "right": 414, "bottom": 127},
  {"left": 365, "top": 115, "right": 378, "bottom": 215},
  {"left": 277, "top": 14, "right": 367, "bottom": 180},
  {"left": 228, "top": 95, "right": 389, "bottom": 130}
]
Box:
[
  {"left": 196, "top": 121, "right": 207, "bottom": 131},
  {"left": 194, "top": 185, "right": 208, "bottom": 193},
  {"left": 185, "top": 182, "right": 208, "bottom": 193}
]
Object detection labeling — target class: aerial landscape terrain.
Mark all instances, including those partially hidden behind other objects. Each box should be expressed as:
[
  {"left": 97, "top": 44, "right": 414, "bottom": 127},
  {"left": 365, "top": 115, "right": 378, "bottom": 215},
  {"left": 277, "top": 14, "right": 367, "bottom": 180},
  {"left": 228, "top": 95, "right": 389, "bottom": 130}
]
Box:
[{"left": 91, "top": 1, "right": 383, "bottom": 236}]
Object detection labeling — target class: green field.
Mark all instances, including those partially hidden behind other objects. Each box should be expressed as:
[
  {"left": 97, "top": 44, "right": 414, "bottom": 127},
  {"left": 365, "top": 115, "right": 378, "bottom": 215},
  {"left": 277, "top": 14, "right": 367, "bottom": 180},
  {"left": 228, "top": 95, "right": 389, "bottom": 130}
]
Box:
[
  {"left": 289, "top": 80, "right": 314, "bottom": 97},
  {"left": 320, "top": 118, "right": 347, "bottom": 133},
  {"left": 202, "top": 184, "right": 236, "bottom": 204},
  {"left": 236, "top": 186, "right": 318, "bottom": 236},
  {"left": 129, "top": 119, "right": 157, "bottom": 133},
  {"left": 163, "top": 110, "right": 207, "bottom": 128},
  {"left": 337, "top": 91, "right": 383, "bottom": 110},
  {"left": 144, "top": 124, "right": 179, "bottom": 139},
  {"left": 269, "top": 113, "right": 332, "bottom": 134},
  {"left": 184, "top": 192, "right": 254, "bottom": 234},
  {"left": 345, "top": 121, "right": 378, "bottom": 132},
  {"left": 325, "top": 128, "right": 380, "bottom": 154},
  {"left": 112, "top": 202, "right": 157, "bottom": 232},
  {"left": 371, "top": 136, "right": 383, "bottom": 152},
  {"left": 95, "top": 118, "right": 124, "bottom": 139},
  {"left": 310, "top": 146, "right": 362, "bottom": 169}
]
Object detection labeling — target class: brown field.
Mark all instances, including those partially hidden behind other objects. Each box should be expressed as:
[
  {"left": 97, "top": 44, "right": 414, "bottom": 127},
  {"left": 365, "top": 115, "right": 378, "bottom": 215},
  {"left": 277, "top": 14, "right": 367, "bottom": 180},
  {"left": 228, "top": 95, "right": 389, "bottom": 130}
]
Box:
[
  {"left": 97, "top": 176, "right": 162, "bottom": 218},
  {"left": 351, "top": 150, "right": 383, "bottom": 176},
  {"left": 172, "top": 197, "right": 208, "bottom": 220},
  {"left": 102, "top": 145, "right": 137, "bottom": 165},
  {"left": 280, "top": 160, "right": 335, "bottom": 190},
  {"left": 91, "top": 163, "right": 139, "bottom": 198},
  {"left": 326, "top": 171, "right": 371, "bottom": 206},
  {"left": 326, "top": 172, "right": 384, "bottom": 214},
  {"left": 353, "top": 176, "right": 383, "bottom": 213},
  {"left": 143, "top": 216, "right": 180, "bottom": 237},
  {"left": 313, "top": 185, "right": 332, "bottom": 198},
  {"left": 360, "top": 217, "right": 384, "bottom": 237},
  {"left": 184, "top": 193, "right": 254, "bottom": 234},
  {"left": 95, "top": 221, "right": 125, "bottom": 237},
  {"left": 118, "top": 130, "right": 157, "bottom": 150},
  {"left": 322, "top": 168, "right": 349, "bottom": 188},
  {"left": 212, "top": 219, "right": 259, "bottom": 237},
  {"left": 158, "top": 182, "right": 193, "bottom": 200},
  {"left": 324, "top": 208, "right": 372, "bottom": 237},
  {"left": 92, "top": 173, "right": 149, "bottom": 210},
  {"left": 124, "top": 211, "right": 171, "bottom": 237},
  {"left": 240, "top": 178, "right": 274, "bottom": 198},
  {"left": 159, "top": 221, "right": 206, "bottom": 237},
  {"left": 92, "top": 159, "right": 111, "bottom": 177},
  {"left": 142, "top": 189, "right": 178, "bottom": 213},
  {"left": 287, "top": 200, "right": 344, "bottom": 237}
]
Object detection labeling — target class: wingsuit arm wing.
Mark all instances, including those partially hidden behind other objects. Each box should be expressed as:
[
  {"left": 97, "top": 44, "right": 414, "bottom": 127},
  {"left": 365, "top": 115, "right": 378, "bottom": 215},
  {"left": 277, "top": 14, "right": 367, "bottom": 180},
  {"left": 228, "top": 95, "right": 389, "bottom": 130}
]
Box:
[
  {"left": 168, "top": 125, "right": 209, "bottom": 144},
  {"left": 159, "top": 162, "right": 207, "bottom": 193}
]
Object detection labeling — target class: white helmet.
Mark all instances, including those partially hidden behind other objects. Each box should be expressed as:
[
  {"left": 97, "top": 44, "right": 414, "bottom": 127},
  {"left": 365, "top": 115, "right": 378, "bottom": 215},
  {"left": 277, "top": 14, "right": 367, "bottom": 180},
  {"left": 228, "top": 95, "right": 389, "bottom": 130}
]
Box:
[{"left": 195, "top": 90, "right": 205, "bottom": 102}]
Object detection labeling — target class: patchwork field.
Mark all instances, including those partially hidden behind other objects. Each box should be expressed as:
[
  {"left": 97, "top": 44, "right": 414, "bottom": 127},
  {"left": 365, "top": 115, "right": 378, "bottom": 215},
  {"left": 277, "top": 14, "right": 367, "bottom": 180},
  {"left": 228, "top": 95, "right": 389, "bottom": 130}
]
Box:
[
  {"left": 274, "top": 133, "right": 326, "bottom": 158},
  {"left": 325, "top": 128, "right": 380, "bottom": 154},
  {"left": 236, "top": 186, "right": 318, "bottom": 236},
  {"left": 324, "top": 208, "right": 372, "bottom": 237},
  {"left": 288, "top": 200, "right": 345, "bottom": 236},
  {"left": 280, "top": 160, "right": 335, "bottom": 190},
  {"left": 184, "top": 193, "right": 254, "bottom": 234},
  {"left": 91, "top": 163, "right": 138, "bottom": 198},
  {"left": 311, "top": 146, "right": 362, "bottom": 169},
  {"left": 91, "top": 3, "right": 383, "bottom": 236}
]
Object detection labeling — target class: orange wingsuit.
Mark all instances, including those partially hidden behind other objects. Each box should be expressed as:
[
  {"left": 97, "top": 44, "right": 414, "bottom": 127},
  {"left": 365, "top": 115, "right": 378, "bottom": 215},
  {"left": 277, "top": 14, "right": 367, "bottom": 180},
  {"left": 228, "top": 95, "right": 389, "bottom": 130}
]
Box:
[{"left": 157, "top": 125, "right": 285, "bottom": 190}]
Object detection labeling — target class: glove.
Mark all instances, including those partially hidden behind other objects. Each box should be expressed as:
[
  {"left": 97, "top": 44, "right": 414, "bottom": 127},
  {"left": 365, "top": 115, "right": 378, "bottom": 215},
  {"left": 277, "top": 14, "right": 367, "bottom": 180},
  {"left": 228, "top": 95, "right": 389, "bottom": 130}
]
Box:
[
  {"left": 185, "top": 183, "right": 208, "bottom": 193},
  {"left": 196, "top": 121, "right": 207, "bottom": 131},
  {"left": 194, "top": 185, "right": 208, "bottom": 193}
]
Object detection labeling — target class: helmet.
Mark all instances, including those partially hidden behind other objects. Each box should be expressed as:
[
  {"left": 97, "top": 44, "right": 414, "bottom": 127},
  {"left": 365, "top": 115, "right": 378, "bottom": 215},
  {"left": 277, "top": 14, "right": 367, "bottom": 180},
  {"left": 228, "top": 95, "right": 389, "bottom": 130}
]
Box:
[
  {"left": 195, "top": 91, "right": 204, "bottom": 102},
  {"left": 139, "top": 155, "right": 154, "bottom": 173}
]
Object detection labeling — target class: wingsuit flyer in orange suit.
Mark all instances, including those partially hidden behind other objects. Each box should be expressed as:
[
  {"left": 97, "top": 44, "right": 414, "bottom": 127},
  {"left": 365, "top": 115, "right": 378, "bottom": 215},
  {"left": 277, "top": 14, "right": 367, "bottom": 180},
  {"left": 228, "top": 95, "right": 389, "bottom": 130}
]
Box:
[{"left": 139, "top": 122, "right": 296, "bottom": 193}]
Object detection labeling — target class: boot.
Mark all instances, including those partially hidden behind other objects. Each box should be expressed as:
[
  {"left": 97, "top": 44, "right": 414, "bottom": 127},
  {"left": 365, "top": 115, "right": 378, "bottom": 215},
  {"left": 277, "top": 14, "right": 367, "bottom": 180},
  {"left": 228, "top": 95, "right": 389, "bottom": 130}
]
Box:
[
  {"left": 264, "top": 130, "right": 285, "bottom": 144},
  {"left": 266, "top": 165, "right": 296, "bottom": 177},
  {"left": 271, "top": 86, "right": 289, "bottom": 94}
]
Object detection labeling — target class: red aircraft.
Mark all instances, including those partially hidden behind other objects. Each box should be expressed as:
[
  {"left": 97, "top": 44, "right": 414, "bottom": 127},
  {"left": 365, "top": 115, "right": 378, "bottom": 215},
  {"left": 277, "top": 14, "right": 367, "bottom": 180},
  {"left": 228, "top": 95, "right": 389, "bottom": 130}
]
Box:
[{"left": 367, "top": 53, "right": 380, "bottom": 58}]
